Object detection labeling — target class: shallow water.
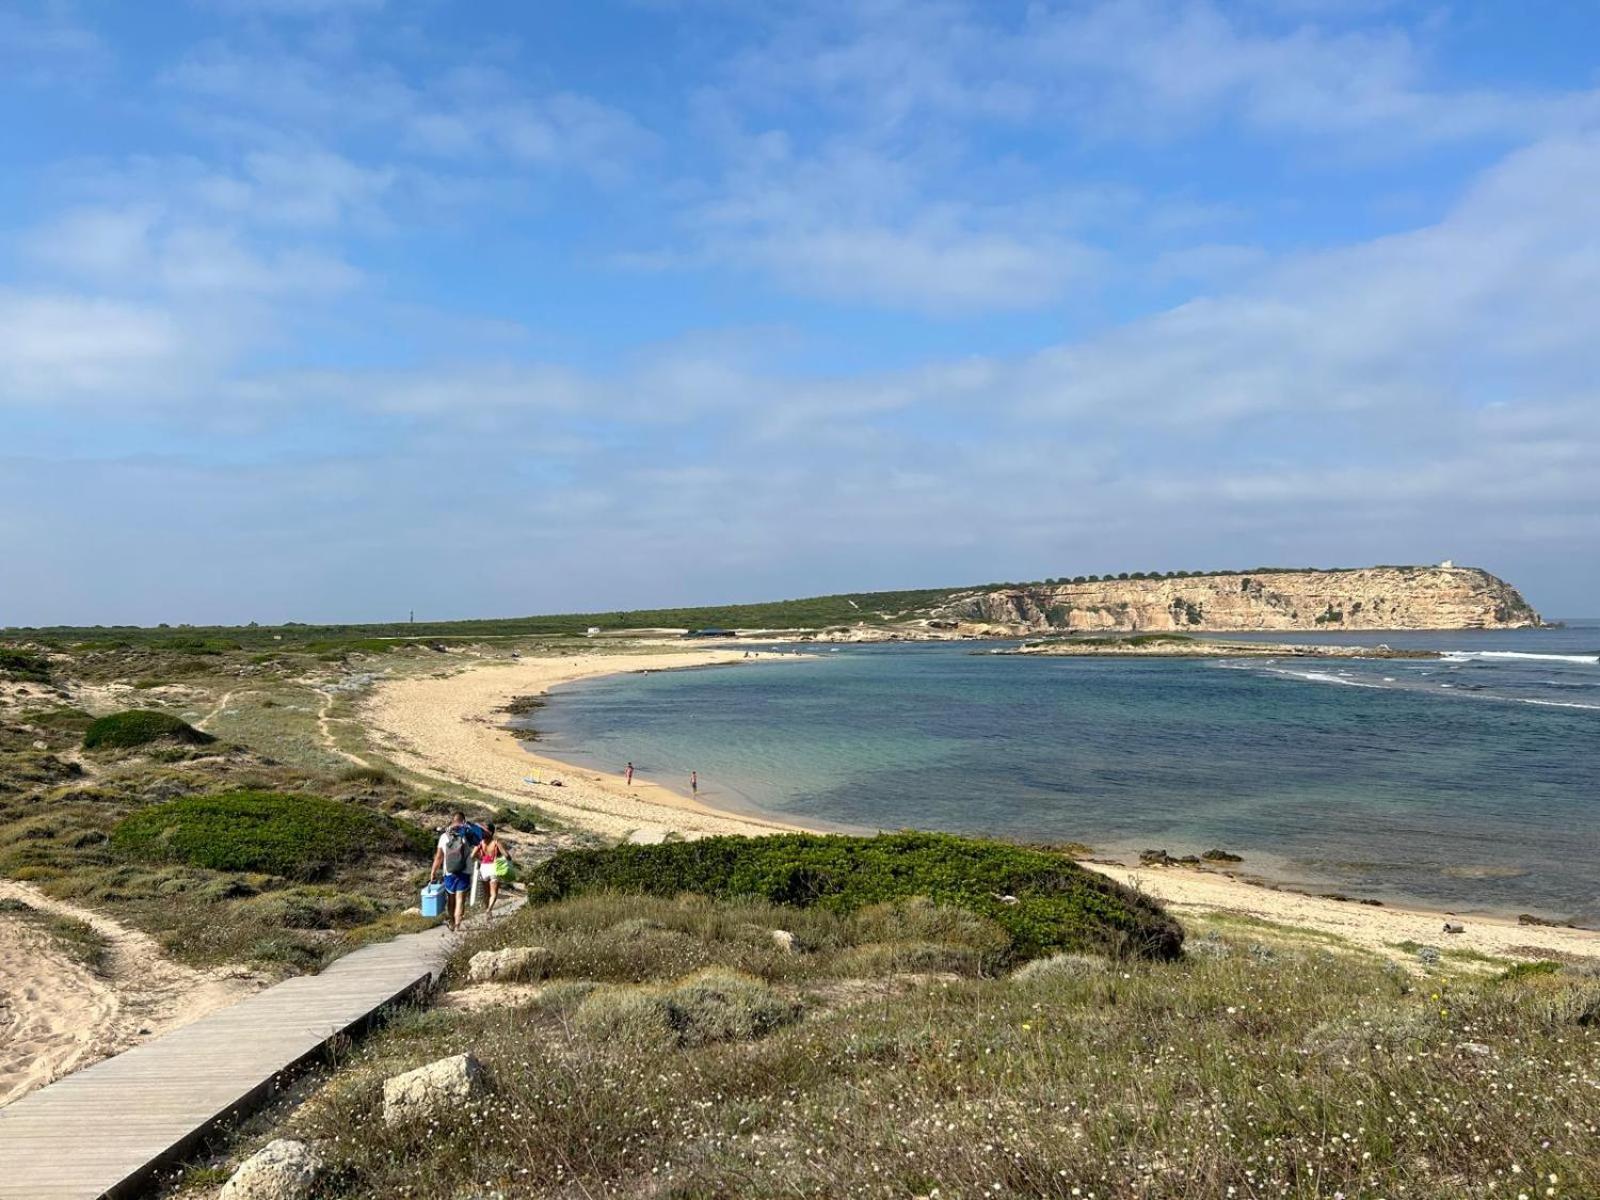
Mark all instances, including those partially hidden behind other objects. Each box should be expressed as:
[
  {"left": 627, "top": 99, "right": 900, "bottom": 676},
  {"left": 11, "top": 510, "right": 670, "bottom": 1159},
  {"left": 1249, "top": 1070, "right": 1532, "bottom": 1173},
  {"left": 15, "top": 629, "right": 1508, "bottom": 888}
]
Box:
[{"left": 533, "top": 620, "right": 1600, "bottom": 924}]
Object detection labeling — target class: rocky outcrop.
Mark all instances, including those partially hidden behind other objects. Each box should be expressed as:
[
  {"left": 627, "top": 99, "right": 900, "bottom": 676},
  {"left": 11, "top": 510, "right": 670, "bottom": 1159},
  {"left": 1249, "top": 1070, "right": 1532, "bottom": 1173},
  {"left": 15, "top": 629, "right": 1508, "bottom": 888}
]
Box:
[
  {"left": 219, "top": 1140, "right": 324, "bottom": 1200},
  {"left": 467, "top": 946, "right": 551, "bottom": 984},
  {"left": 931, "top": 566, "right": 1540, "bottom": 634},
  {"left": 382, "top": 1053, "right": 484, "bottom": 1126}
]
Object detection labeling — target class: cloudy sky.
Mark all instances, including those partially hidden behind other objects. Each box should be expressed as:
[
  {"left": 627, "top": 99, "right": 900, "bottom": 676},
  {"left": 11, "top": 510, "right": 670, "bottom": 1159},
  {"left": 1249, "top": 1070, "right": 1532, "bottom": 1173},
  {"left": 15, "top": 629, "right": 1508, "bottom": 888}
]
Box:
[{"left": 2, "top": 0, "right": 1596, "bottom": 626}]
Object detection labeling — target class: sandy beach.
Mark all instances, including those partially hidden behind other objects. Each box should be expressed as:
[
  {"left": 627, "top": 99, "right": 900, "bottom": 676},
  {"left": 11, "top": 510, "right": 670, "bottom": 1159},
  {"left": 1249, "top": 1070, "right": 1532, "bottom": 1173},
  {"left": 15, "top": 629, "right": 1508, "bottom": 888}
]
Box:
[
  {"left": 366, "top": 648, "right": 1600, "bottom": 967},
  {"left": 364, "top": 648, "right": 806, "bottom": 842}
]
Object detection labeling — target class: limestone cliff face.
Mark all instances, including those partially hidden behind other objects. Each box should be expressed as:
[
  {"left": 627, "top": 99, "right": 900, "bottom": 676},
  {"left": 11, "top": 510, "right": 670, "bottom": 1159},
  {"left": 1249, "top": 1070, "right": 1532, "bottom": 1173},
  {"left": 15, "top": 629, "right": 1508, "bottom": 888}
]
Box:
[{"left": 932, "top": 567, "right": 1541, "bottom": 633}]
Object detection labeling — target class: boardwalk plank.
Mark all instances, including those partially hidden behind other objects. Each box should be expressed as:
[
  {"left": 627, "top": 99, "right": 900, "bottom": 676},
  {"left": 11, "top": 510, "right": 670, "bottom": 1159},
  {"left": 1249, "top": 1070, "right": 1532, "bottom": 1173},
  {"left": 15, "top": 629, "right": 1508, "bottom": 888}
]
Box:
[{"left": 0, "top": 916, "right": 479, "bottom": 1200}]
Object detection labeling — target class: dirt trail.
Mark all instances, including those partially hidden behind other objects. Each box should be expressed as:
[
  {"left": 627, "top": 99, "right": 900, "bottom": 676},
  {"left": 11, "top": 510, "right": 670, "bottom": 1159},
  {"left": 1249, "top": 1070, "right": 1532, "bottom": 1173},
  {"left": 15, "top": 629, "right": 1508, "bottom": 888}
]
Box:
[
  {"left": 0, "top": 881, "right": 264, "bottom": 1107},
  {"left": 194, "top": 687, "right": 245, "bottom": 732},
  {"left": 317, "top": 689, "right": 369, "bottom": 767}
]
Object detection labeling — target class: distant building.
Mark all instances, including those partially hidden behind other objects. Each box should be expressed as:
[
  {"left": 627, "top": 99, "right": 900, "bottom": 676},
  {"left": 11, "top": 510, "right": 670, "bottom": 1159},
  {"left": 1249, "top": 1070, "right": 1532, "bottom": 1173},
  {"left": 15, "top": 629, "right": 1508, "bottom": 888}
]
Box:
[
  {"left": 1439, "top": 559, "right": 1455, "bottom": 569},
  {"left": 586, "top": 626, "right": 601, "bottom": 637}
]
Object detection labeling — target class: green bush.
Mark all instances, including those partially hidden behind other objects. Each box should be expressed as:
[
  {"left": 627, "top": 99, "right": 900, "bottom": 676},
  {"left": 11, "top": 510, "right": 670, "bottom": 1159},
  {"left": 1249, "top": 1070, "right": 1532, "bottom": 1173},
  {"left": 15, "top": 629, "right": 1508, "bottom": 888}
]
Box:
[
  {"left": 110, "top": 790, "right": 431, "bottom": 879},
  {"left": 83, "top": 710, "right": 215, "bottom": 751},
  {"left": 523, "top": 832, "right": 1183, "bottom": 964},
  {"left": 0, "top": 648, "right": 52, "bottom": 683}
]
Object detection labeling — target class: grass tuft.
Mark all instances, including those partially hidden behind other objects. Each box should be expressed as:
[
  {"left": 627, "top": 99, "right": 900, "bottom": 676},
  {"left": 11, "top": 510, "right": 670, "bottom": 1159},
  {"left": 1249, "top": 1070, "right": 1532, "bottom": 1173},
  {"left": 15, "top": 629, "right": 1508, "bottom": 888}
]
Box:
[{"left": 572, "top": 968, "right": 802, "bottom": 1048}]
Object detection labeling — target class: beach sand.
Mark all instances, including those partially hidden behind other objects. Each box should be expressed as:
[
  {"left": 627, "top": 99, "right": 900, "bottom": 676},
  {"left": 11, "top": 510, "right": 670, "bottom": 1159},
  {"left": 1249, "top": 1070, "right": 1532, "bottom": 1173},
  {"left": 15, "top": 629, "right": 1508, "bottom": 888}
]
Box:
[
  {"left": 0, "top": 881, "right": 262, "bottom": 1107},
  {"left": 364, "top": 648, "right": 804, "bottom": 842},
  {"left": 365, "top": 649, "right": 1600, "bottom": 967}
]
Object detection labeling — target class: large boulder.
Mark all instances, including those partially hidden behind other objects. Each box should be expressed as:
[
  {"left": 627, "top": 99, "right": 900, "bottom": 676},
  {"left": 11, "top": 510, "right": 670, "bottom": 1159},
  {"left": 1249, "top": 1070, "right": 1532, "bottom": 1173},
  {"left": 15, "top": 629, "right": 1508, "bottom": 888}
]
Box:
[
  {"left": 467, "top": 946, "right": 552, "bottom": 984},
  {"left": 219, "top": 1140, "right": 323, "bottom": 1200},
  {"left": 382, "top": 1053, "right": 484, "bottom": 1126}
]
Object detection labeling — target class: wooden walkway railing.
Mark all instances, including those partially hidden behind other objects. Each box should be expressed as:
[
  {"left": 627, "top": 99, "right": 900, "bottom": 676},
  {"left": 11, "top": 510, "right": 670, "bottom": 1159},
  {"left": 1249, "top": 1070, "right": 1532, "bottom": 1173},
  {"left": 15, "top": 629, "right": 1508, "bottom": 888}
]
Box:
[{"left": 0, "top": 921, "right": 463, "bottom": 1199}]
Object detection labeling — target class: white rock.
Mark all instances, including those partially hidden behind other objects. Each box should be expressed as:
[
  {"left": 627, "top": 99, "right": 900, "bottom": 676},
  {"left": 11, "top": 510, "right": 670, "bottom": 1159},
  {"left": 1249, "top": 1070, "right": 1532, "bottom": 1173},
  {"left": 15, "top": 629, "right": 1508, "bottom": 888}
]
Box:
[
  {"left": 382, "top": 1052, "right": 484, "bottom": 1126},
  {"left": 219, "top": 1139, "right": 323, "bottom": 1200},
  {"left": 467, "top": 946, "right": 551, "bottom": 984},
  {"left": 771, "top": 929, "right": 797, "bottom": 953}
]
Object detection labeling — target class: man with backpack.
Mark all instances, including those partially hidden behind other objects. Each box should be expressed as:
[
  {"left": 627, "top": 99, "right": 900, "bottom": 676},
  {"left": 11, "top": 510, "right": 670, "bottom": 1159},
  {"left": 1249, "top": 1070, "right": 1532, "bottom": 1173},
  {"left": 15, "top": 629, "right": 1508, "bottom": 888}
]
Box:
[{"left": 429, "top": 811, "right": 480, "bottom": 932}]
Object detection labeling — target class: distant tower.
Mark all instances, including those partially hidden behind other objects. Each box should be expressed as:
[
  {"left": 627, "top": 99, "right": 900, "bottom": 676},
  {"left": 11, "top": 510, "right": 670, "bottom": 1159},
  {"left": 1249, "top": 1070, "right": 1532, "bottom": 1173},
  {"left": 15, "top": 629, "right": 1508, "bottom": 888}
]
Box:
[{"left": 410, "top": 610, "right": 414, "bottom": 623}]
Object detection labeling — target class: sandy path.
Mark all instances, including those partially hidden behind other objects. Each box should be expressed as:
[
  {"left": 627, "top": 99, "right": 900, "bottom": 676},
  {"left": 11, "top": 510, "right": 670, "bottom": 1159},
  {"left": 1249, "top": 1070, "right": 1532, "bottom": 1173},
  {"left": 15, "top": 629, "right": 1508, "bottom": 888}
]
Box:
[
  {"left": 0, "top": 882, "right": 264, "bottom": 1107},
  {"left": 364, "top": 650, "right": 803, "bottom": 841},
  {"left": 365, "top": 650, "right": 1600, "bottom": 966},
  {"left": 0, "top": 915, "right": 116, "bottom": 1106},
  {"left": 316, "top": 688, "right": 369, "bottom": 767}
]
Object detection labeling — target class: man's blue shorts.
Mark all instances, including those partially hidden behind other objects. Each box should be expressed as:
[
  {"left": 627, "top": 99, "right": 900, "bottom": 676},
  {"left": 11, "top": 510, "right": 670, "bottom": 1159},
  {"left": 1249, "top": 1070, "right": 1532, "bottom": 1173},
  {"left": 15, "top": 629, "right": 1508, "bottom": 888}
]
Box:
[{"left": 442, "top": 872, "right": 472, "bottom": 895}]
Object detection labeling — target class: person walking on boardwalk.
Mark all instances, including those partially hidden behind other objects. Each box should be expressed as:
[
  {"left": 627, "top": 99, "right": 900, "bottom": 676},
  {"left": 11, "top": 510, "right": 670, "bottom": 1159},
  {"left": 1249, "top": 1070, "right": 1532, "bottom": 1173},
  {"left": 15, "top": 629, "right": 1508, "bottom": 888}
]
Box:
[
  {"left": 430, "top": 811, "right": 476, "bottom": 932},
  {"left": 472, "top": 823, "right": 511, "bottom": 919},
  {"left": 625, "top": 761, "right": 634, "bottom": 786}
]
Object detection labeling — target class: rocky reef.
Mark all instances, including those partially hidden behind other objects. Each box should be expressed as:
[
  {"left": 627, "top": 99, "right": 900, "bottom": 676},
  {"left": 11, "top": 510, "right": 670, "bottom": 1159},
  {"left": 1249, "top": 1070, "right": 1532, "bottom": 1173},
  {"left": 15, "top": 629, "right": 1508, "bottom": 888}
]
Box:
[{"left": 931, "top": 565, "right": 1540, "bottom": 634}]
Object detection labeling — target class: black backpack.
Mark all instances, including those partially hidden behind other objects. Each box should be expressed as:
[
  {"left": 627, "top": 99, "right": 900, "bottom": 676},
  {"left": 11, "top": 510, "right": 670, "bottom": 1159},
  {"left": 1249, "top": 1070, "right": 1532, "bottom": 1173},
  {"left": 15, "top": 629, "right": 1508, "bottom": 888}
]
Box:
[{"left": 442, "top": 823, "right": 481, "bottom": 874}]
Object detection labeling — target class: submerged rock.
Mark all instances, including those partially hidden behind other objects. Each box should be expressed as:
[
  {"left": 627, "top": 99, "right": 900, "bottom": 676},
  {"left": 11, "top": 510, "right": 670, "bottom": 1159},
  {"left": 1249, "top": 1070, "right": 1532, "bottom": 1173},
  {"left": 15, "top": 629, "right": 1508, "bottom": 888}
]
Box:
[{"left": 219, "top": 1139, "right": 323, "bottom": 1200}]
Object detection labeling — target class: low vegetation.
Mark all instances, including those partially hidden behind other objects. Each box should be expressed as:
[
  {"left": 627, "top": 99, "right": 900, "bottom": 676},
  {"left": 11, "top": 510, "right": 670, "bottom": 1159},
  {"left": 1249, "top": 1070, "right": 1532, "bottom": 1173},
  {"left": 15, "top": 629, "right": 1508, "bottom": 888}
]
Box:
[
  {"left": 109, "top": 790, "right": 431, "bottom": 879},
  {"left": 226, "top": 888, "right": 1600, "bottom": 1200},
  {"left": 521, "top": 832, "right": 1183, "bottom": 965},
  {"left": 0, "top": 647, "right": 52, "bottom": 682},
  {"left": 82, "top": 709, "right": 214, "bottom": 751},
  {"left": 0, "top": 635, "right": 566, "bottom": 973}
]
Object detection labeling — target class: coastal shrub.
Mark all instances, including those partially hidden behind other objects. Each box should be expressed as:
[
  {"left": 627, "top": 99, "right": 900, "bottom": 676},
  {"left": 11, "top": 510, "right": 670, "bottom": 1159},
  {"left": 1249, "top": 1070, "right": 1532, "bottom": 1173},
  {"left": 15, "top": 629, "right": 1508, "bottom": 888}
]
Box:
[
  {"left": 0, "top": 648, "right": 52, "bottom": 683},
  {"left": 82, "top": 709, "right": 215, "bottom": 751},
  {"left": 109, "top": 790, "right": 430, "bottom": 879},
  {"left": 572, "top": 968, "right": 802, "bottom": 1048},
  {"left": 522, "top": 832, "right": 1183, "bottom": 964}
]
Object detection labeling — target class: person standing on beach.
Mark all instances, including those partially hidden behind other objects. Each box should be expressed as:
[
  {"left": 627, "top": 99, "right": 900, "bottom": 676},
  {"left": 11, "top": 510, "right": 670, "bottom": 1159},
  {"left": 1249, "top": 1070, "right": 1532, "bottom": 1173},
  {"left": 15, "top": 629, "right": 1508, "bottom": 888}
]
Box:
[
  {"left": 429, "top": 811, "right": 476, "bottom": 932},
  {"left": 625, "top": 761, "right": 634, "bottom": 786},
  {"left": 691, "top": 770, "right": 698, "bottom": 797}
]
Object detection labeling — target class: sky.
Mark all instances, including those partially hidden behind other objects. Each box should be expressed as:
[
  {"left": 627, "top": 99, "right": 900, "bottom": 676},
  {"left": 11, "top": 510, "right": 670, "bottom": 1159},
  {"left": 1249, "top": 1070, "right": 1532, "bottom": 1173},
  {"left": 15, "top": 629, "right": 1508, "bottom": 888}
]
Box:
[{"left": 2, "top": 0, "right": 1597, "bottom": 626}]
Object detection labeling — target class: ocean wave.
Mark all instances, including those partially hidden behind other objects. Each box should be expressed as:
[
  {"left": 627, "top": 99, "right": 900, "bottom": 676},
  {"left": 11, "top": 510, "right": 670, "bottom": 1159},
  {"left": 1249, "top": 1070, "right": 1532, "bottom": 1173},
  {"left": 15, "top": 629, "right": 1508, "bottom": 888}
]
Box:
[
  {"left": 1442, "top": 650, "right": 1599, "bottom": 665},
  {"left": 1519, "top": 698, "right": 1600, "bottom": 711},
  {"left": 1264, "top": 668, "right": 1387, "bottom": 689}
]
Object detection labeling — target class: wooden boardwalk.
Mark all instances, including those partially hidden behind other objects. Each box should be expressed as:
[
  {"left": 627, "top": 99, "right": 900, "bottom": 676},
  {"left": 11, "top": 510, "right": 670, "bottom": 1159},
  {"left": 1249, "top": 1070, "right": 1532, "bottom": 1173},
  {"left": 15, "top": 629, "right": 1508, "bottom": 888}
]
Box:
[{"left": 0, "top": 919, "right": 470, "bottom": 1199}]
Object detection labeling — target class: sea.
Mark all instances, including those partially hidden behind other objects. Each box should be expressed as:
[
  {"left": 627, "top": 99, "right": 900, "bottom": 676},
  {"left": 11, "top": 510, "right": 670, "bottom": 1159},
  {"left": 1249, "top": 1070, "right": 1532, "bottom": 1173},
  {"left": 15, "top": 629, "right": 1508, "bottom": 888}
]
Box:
[{"left": 530, "top": 620, "right": 1600, "bottom": 925}]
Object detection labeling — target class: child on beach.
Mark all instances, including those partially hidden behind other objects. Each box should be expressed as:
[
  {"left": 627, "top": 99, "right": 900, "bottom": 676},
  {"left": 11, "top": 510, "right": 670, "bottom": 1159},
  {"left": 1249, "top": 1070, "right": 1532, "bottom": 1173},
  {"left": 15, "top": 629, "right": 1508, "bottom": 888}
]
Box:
[
  {"left": 625, "top": 761, "right": 634, "bottom": 786},
  {"left": 472, "top": 822, "right": 510, "bottom": 919},
  {"left": 691, "top": 770, "right": 698, "bottom": 797}
]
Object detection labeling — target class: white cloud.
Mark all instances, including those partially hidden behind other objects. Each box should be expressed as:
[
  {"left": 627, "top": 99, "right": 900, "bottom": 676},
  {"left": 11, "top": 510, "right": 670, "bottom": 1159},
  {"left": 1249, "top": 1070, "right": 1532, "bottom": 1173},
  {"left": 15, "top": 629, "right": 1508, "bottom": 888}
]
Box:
[
  {"left": 0, "top": 292, "right": 190, "bottom": 399},
  {"left": 722, "top": 0, "right": 1598, "bottom": 152},
  {"left": 27, "top": 207, "right": 361, "bottom": 296},
  {"left": 0, "top": 8, "right": 109, "bottom": 84},
  {"left": 165, "top": 47, "right": 651, "bottom": 180},
  {"left": 198, "top": 0, "right": 387, "bottom": 16}
]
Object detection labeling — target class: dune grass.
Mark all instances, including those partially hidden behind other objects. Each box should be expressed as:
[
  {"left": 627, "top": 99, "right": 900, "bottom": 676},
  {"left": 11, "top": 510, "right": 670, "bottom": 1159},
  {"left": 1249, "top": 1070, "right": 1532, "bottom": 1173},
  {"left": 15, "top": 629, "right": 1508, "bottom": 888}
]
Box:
[{"left": 246, "top": 889, "right": 1600, "bottom": 1200}]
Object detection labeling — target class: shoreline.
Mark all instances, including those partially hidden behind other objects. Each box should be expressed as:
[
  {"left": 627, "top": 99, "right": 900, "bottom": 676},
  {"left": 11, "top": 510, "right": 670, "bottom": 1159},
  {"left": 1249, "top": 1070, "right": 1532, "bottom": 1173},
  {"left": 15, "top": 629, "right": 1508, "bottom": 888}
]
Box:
[
  {"left": 363, "top": 648, "right": 808, "bottom": 842},
  {"left": 364, "top": 649, "right": 1600, "bottom": 965}
]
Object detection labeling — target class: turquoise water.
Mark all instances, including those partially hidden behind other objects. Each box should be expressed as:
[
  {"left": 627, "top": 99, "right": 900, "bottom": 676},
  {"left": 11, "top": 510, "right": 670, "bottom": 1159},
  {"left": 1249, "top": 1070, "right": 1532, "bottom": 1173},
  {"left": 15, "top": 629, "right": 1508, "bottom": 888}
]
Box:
[{"left": 532, "top": 621, "right": 1600, "bottom": 924}]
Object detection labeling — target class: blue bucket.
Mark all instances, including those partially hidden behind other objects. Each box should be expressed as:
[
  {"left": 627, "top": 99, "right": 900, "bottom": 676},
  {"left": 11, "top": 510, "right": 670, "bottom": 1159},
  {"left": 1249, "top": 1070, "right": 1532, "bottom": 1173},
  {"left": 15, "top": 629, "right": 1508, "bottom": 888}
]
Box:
[{"left": 420, "top": 883, "right": 446, "bottom": 919}]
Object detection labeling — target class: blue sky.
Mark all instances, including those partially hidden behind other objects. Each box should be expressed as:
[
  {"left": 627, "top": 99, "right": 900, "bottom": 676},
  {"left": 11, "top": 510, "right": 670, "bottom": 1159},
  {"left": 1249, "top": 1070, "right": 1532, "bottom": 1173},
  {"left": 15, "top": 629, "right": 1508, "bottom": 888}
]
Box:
[{"left": 2, "top": 0, "right": 1597, "bottom": 625}]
